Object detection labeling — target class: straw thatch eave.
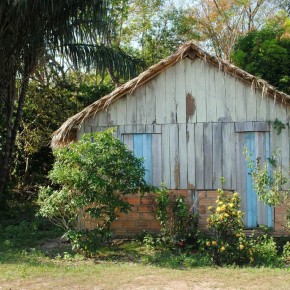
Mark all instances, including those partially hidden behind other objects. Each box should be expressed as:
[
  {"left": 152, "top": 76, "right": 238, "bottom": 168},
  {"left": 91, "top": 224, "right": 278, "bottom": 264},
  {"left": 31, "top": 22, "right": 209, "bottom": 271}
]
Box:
[{"left": 51, "top": 42, "right": 290, "bottom": 148}]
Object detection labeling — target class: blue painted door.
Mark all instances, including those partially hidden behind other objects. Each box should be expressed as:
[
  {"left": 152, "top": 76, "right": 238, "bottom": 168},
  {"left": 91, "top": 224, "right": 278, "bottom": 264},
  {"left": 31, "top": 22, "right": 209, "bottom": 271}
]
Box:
[
  {"left": 245, "top": 132, "right": 272, "bottom": 228},
  {"left": 123, "top": 134, "right": 153, "bottom": 184}
]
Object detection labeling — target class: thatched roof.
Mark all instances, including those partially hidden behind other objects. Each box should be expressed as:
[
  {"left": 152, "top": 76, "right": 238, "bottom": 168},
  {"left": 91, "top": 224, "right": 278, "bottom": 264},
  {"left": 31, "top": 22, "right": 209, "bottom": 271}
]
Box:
[{"left": 52, "top": 42, "right": 290, "bottom": 148}]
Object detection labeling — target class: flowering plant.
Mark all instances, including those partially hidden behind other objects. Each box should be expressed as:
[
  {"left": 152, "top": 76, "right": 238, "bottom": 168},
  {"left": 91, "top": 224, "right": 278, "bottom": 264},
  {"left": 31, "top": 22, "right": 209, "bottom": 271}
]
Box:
[{"left": 206, "top": 188, "right": 252, "bottom": 265}]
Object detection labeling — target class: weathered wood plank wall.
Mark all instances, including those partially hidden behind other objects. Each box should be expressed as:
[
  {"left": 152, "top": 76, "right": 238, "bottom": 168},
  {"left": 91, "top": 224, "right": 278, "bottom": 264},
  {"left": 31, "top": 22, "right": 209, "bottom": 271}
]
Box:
[{"left": 80, "top": 56, "right": 290, "bottom": 194}]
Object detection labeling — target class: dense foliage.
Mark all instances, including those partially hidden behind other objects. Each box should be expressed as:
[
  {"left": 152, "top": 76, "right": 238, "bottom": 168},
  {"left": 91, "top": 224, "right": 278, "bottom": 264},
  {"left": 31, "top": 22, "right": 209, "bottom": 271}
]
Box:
[
  {"left": 232, "top": 14, "right": 290, "bottom": 94},
  {"left": 245, "top": 147, "right": 290, "bottom": 231},
  {"left": 0, "top": 0, "right": 143, "bottom": 204},
  {"left": 152, "top": 185, "right": 198, "bottom": 248},
  {"left": 38, "top": 130, "right": 151, "bottom": 254}
]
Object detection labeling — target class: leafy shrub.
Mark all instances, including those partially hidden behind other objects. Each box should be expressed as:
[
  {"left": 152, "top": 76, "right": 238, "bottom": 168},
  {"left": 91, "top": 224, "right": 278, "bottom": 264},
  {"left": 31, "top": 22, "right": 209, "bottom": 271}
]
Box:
[
  {"left": 250, "top": 235, "right": 281, "bottom": 267},
  {"left": 206, "top": 189, "right": 251, "bottom": 265},
  {"left": 153, "top": 185, "right": 199, "bottom": 249},
  {"left": 38, "top": 129, "right": 152, "bottom": 255},
  {"left": 282, "top": 241, "right": 290, "bottom": 264},
  {"left": 245, "top": 148, "right": 290, "bottom": 231}
]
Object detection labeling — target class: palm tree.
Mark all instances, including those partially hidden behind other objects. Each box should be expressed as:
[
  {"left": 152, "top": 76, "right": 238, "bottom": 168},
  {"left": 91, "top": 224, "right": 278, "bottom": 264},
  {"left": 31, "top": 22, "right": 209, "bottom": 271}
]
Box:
[{"left": 0, "top": 0, "right": 142, "bottom": 205}]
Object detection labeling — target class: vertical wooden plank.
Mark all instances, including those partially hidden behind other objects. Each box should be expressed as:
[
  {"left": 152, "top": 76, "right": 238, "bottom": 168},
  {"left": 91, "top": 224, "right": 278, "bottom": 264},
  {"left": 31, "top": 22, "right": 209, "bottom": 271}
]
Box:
[
  {"left": 179, "top": 124, "right": 187, "bottom": 189},
  {"left": 162, "top": 125, "right": 171, "bottom": 187},
  {"left": 245, "top": 132, "right": 257, "bottom": 227},
  {"left": 268, "top": 95, "right": 277, "bottom": 121},
  {"left": 145, "top": 78, "right": 156, "bottom": 125},
  {"left": 169, "top": 124, "right": 179, "bottom": 189},
  {"left": 115, "top": 125, "right": 124, "bottom": 140},
  {"left": 77, "top": 123, "right": 85, "bottom": 141},
  {"left": 229, "top": 123, "right": 237, "bottom": 189},
  {"left": 276, "top": 100, "right": 287, "bottom": 122},
  {"left": 115, "top": 97, "right": 127, "bottom": 125},
  {"left": 185, "top": 58, "right": 196, "bottom": 123},
  {"left": 215, "top": 69, "right": 226, "bottom": 121},
  {"left": 142, "top": 134, "right": 153, "bottom": 184},
  {"left": 156, "top": 72, "right": 166, "bottom": 124},
  {"left": 108, "top": 103, "right": 118, "bottom": 125},
  {"left": 256, "top": 132, "right": 267, "bottom": 226},
  {"left": 256, "top": 90, "right": 269, "bottom": 121},
  {"left": 156, "top": 73, "right": 166, "bottom": 124},
  {"left": 222, "top": 123, "right": 231, "bottom": 189},
  {"left": 206, "top": 66, "right": 217, "bottom": 122},
  {"left": 84, "top": 120, "right": 91, "bottom": 133},
  {"left": 152, "top": 134, "right": 162, "bottom": 187},
  {"left": 133, "top": 134, "right": 143, "bottom": 159},
  {"left": 136, "top": 85, "right": 146, "bottom": 124},
  {"left": 87, "top": 114, "right": 97, "bottom": 127},
  {"left": 195, "top": 123, "right": 204, "bottom": 189},
  {"left": 204, "top": 123, "right": 213, "bottom": 189},
  {"left": 245, "top": 85, "right": 257, "bottom": 121},
  {"left": 145, "top": 124, "right": 154, "bottom": 133},
  {"left": 175, "top": 60, "right": 186, "bottom": 124},
  {"left": 281, "top": 126, "right": 289, "bottom": 185},
  {"left": 165, "top": 65, "right": 177, "bottom": 124},
  {"left": 236, "top": 132, "right": 247, "bottom": 224},
  {"left": 195, "top": 59, "right": 207, "bottom": 123},
  {"left": 126, "top": 91, "right": 137, "bottom": 125},
  {"left": 123, "top": 134, "right": 133, "bottom": 151},
  {"left": 235, "top": 79, "right": 246, "bottom": 122},
  {"left": 224, "top": 73, "right": 235, "bottom": 122},
  {"left": 213, "top": 123, "right": 222, "bottom": 189},
  {"left": 153, "top": 124, "right": 162, "bottom": 133},
  {"left": 265, "top": 132, "right": 273, "bottom": 227},
  {"left": 136, "top": 124, "right": 145, "bottom": 133},
  {"left": 187, "top": 123, "right": 195, "bottom": 189},
  {"left": 98, "top": 109, "right": 109, "bottom": 126}
]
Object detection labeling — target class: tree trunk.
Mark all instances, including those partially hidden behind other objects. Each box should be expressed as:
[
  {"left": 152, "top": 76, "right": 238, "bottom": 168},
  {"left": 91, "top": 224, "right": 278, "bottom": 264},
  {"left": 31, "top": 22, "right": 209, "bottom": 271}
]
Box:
[
  {"left": 0, "top": 77, "right": 16, "bottom": 205},
  {"left": 0, "top": 71, "right": 30, "bottom": 205}
]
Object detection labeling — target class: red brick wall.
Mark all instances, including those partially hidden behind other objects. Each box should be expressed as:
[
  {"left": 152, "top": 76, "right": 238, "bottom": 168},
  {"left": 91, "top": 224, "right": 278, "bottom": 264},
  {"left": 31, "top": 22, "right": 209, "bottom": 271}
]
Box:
[
  {"left": 82, "top": 190, "right": 193, "bottom": 237},
  {"left": 81, "top": 189, "right": 289, "bottom": 237}
]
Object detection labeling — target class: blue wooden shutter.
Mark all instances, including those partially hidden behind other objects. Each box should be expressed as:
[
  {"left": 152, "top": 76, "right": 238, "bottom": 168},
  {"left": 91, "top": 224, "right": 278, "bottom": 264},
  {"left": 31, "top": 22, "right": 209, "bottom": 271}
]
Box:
[{"left": 245, "top": 132, "right": 272, "bottom": 228}]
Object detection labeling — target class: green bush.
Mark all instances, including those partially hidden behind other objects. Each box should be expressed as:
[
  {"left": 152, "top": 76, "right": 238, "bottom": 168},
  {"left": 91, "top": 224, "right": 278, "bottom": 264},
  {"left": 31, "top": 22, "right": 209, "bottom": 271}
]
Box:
[
  {"left": 250, "top": 235, "right": 281, "bottom": 267},
  {"left": 38, "top": 129, "right": 152, "bottom": 255},
  {"left": 206, "top": 188, "right": 251, "bottom": 265},
  {"left": 153, "top": 185, "right": 199, "bottom": 249}
]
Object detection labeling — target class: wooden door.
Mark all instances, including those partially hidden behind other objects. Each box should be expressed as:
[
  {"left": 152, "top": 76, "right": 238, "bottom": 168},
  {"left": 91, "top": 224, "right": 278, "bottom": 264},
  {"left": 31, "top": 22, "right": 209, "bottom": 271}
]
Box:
[{"left": 237, "top": 131, "right": 273, "bottom": 228}]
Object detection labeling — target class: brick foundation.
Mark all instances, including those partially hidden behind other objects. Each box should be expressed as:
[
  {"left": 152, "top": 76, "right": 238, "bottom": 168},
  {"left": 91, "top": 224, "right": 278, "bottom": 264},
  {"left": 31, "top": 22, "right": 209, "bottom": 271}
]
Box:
[
  {"left": 81, "top": 189, "right": 289, "bottom": 237},
  {"left": 82, "top": 190, "right": 193, "bottom": 237}
]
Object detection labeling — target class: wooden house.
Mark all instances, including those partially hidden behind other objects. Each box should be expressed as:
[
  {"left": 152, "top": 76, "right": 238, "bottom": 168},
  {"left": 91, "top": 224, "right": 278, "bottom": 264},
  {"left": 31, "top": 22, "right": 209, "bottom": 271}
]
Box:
[{"left": 52, "top": 43, "right": 290, "bottom": 236}]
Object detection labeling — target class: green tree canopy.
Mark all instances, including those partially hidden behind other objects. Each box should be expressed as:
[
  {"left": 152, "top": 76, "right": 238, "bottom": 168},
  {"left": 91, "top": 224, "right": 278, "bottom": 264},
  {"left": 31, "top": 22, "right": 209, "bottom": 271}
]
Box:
[
  {"left": 0, "top": 0, "right": 143, "bottom": 202},
  {"left": 232, "top": 14, "right": 290, "bottom": 94}
]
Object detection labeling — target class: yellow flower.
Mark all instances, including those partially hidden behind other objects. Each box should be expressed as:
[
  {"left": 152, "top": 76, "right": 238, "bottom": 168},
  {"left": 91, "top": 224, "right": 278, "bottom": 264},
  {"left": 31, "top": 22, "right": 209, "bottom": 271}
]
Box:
[
  {"left": 216, "top": 207, "right": 221, "bottom": 212},
  {"left": 212, "top": 241, "right": 217, "bottom": 246},
  {"left": 237, "top": 210, "right": 242, "bottom": 216},
  {"left": 235, "top": 233, "right": 240, "bottom": 237},
  {"left": 206, "top": 241, "right": 211, "bottom": 246},
  {"left": 208, "top": 206, "right": 214, "bottom": 211},
  {"left": 224, "top": 213, "right": 229, "bottom": 218},
  {"left": 218, "top": 201, "right": 223, "bottom": 205},
  {"left": 220, "top": 246, "right": 225, "bottom": 252},
  {"left": 239, "top": 244, "right": 245, "bottom": 250},
  {"left": 229, "top": 203, "right": 234, "bottom": 208},
  {"left": 233, "top": 192, "right": 239, "bottom": 198}
]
